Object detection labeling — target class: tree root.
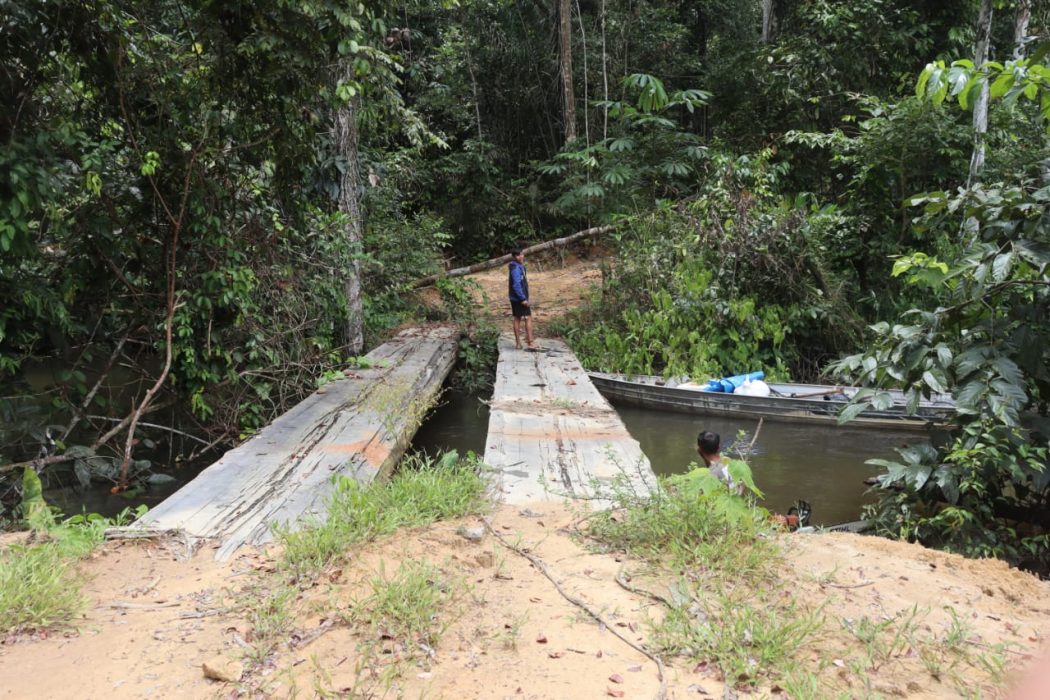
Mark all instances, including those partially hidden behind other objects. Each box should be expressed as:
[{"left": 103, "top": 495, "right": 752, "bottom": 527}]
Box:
[{"left": 482, "top": 517, "right": 668, "bottom": 700}]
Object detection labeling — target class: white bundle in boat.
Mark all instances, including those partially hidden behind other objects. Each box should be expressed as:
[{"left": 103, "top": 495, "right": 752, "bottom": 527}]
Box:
[{"left": 735, "top": 378, "right": 772, "bottom": 397}]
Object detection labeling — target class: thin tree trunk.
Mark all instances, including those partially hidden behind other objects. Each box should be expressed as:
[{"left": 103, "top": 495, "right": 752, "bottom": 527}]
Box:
[
  {"left": 761, "top": 0, "right": 775, "bottom": 43},
  {"left": 334, "top": 67, "right": 365, "bottom": 354},
  {"left": 968, "top": 0, "right": 993, "bottom": 188},
  {"left": 1013, "top": 0, "right": 1031, "bottom": 59},
  {"left": 466, "top": 55, "right": 483, "bottom": 141},
  {"left": 575, "top": 0, "right": 590, "bottom": 148},
  {"left": 601, "top": 0, "right": 608, "bottom": 141},
  {"left": 559, "top": 0, "right": 577, "bottom": 144}
]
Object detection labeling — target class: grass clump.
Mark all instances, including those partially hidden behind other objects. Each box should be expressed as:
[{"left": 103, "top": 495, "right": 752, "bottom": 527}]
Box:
[
  {"left": 587, "top": 464, "right": 811, "bottom": 689},
  {"left": 0, "top": 543, "right": 86, "bottom": 633},
  {"left": 278, "top": 450, "right": 488, "bottom": 580},
  {"left": 348, "top": 560, "right": 461, "bottom": 654},
  {"left": 0, "top": 472, "right": 146, "bottom": 635}
]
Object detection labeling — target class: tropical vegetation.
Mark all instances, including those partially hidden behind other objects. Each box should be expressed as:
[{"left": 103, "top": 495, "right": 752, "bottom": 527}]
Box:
[{"left": 1, "top": 0, "right": 1048, "bottom": 574}]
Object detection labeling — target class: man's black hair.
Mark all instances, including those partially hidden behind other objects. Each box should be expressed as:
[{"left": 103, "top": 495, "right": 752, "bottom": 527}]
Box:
[
  {"left": 511, "top": 248, "right": 524, "bottom": 257},
  {"left": 697, "top": 430, "right": 720, "bottom": 455}
]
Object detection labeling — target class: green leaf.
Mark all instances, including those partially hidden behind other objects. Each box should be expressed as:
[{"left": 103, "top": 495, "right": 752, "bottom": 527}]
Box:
[
  {"left": 871, "top": 392, "right": 894, "bottom": 411},
  {"left": 837, "top": 401, "right": 871, "bottom": 425}
]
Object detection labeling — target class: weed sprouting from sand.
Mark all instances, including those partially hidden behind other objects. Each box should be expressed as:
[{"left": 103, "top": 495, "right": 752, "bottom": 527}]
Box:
[
  {"left": 240, "top": 450, "right": 486, "bottom": 672},
  {"left": 347, "top": 560, "right": 462, "bottom": 658}
]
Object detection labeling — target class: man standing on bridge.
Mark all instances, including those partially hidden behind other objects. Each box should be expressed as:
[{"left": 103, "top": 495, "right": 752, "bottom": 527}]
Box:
[{"left": 508, "top": 248, "right": 535, "bottom": 350}]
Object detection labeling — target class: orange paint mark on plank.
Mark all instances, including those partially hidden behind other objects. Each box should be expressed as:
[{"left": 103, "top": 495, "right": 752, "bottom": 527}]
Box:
[{"left": 321, "top": 439, "right": 393, "bottom": 467}]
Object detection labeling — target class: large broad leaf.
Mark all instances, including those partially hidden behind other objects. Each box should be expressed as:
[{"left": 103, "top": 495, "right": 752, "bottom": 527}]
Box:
[
  {"left": 837, "top": 401, "right": 871, "bottom": 425},
  {"left": 1013, "top": 239, "right": 1050, "bottom": 271},
  {"left": 871, "top": 391, "right": 894, "bottom": 411},
  {"left": 933, "top": 465, "right": 960, "bottom": 503},
  {"left": 992, "top": 252, "right": 1015, "bottom": 281},
  {"left": 726, "top": 459, "right": 764, "bottom": 499}
]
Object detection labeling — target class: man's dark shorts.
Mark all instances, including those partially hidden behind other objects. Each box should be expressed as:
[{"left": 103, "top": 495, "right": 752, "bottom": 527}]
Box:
[{"left": 511, "top": 301, "right": 531, "bottom": 318}]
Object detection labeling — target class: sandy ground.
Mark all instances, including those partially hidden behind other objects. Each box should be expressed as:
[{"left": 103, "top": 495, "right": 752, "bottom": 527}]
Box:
[
  {"left": 2, "top": 503, "right": 1049, "bottom": 699},
  {"left": 415, "top": 248, "right": 606, "bottom": 336}
]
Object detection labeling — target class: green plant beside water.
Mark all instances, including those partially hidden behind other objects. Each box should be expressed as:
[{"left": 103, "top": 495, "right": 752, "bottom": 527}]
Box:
[
  {"left": 0, "top": 468, "right": 145, "bottom": 634},
  {"left": 588, "top": 459, "right": 822, "bottom": 689}
]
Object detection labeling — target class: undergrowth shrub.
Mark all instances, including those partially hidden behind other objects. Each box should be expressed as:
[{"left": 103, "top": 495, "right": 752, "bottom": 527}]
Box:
[{"left": 557, "top": 151, "right": 861, "bottom": 381}]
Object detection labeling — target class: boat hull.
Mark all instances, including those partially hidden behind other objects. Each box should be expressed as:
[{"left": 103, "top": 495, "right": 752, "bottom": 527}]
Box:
[{"left": 588, "top": 374, "right": 954, "bottom": 431}]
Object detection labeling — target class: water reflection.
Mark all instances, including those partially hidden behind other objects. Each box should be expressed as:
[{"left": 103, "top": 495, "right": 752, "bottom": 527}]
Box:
[{"left": 413, "top": 389, "right": 923, "bottom": 526}]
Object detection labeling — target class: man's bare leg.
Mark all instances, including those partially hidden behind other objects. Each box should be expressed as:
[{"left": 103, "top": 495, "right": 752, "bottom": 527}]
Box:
[
  {"left": 525, "top": 316, "right": 535, "bottom": 348},
  {"left": 513, "top": 317, "right": 522, "bottom": 349}
]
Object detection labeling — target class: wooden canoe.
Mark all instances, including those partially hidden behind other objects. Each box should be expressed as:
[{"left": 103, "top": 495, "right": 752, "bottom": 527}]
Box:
[{"left": 588, "top": 373, "right": 955, "bottom": 431}]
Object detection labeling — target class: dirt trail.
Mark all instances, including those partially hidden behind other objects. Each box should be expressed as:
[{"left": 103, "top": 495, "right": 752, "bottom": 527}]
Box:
[
  {"left": 415, "top": 249, "right": 606, "bottom": 335},
  {"left": 2, "top": 503, "right": 1049, "bottom": 699}
]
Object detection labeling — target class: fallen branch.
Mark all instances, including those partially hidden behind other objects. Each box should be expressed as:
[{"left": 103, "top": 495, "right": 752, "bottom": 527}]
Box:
[
  {"left": 614, "top": 566, "right": 676, "bottom": 608},
  {"left": 482, "top": 517, "right": 667, "bottom": 700},
  {"left": 85, "top": 415, "right": 212, "bottom": 446},
  {"left": 412, "top": 225, "right": 614, "bottom": 289}
]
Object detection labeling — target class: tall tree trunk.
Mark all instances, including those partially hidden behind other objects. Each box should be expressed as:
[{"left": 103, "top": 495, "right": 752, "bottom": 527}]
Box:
[
  {"left": 601, "top": 0, "right": 609, "bottom": 141},
  {"left": 968, "top": 0, "right": 994, "bottom": 187},
  {"left": 334, "top": 74, "right": 365, "bottom": 355},
  {"left": 575, "top": 0, "right": 590, "bottom": 147},
  {"left": 761, "top": 0, "right": 775, "bottom": 43},
  {"left": 1013, "top": 0, "right": 1031, "bottom": 59},
  {"left": 559, "top": 0, "right": 577, "bottom": 144}
]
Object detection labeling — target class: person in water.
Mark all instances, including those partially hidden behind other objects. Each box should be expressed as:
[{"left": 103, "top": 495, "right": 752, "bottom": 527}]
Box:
[
  {"left": 508, "top": 248, "right": 535, "bottom": 350},
  {"left": 697, "top": 430, "right": 742, "bottom": 494}
]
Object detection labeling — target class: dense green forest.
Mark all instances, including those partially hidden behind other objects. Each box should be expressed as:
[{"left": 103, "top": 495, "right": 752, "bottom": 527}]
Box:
[{"left": 2, "top": 1, "right": 1049, "bottom": 570}]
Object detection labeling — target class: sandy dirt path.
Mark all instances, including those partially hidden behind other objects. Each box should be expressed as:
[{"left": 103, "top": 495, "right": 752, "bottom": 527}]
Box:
[{"left": 3, "top": 502, "right": 1049, "bottom": 699}]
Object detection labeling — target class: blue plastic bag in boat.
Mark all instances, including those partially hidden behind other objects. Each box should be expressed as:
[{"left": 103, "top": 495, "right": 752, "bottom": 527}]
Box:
[{"left": 703, "top": 371, "right": 765, "bottom": 393}]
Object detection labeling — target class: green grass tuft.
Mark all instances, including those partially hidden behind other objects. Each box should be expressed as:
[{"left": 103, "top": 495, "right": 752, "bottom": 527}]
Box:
[
  {"left": 0, "top": 543, "right": 86, "bottom": 633},
  {"left": 349, "top": 560, "right": 460, "bottom": 652},
  {"left": 277, "top": 450, "right": 488, "bottom": 580}
]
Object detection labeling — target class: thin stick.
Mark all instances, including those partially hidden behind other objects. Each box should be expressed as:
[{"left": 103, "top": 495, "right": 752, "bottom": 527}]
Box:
[
  {"left": 483, "top": 518, "right": 667, "bottom": 700},
  {"left": 85, "top": 416, "right": 212, "bottom": 446}
]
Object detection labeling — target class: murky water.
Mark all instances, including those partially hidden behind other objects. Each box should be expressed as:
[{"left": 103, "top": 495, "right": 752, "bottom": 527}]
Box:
[{"left": 412, "top": 389, "right": 923, "bottom": 526}]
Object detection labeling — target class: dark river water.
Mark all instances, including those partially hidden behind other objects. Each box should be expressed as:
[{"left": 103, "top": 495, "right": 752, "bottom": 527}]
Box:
[
  {"left": 412, "top": 389, "right": 923, "bottom": 526},
  {"left": 29, "top": 384, "right": 918, "bottom": 526}
]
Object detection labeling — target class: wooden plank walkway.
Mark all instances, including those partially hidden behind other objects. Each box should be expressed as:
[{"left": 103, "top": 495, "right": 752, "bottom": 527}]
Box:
[
  {"left": 484, "top": 334, "right": 656, "bottom": 504},
  {"left": 132, "top": 325, "right": 459, "bottom": 560}
]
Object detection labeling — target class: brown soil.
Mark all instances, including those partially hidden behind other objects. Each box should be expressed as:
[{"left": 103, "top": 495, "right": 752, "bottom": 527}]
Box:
[
  {"left": 414, "top": 248, "right": 606, "bottom": 335},
  {"left": 2, "top": 503, "right": 1049, "bottom": 699}
]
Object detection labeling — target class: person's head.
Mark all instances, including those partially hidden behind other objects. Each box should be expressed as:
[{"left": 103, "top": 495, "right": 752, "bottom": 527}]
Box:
[
  {"left": 511, "top": 248, "right": 524, "bottom": 263},
  {"left": 697, "top": 430, "right": 720, "bottom": 464}
]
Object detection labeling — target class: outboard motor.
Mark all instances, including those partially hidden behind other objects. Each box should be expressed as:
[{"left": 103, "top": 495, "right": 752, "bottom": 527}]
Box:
[{"left": 787, "top": 500, "right": 812, "bottom": 529}]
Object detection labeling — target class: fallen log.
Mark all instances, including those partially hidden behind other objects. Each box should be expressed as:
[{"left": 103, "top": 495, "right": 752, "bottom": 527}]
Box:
[{"left": 412, "top": 224, "right": 614, "bottom": 289}]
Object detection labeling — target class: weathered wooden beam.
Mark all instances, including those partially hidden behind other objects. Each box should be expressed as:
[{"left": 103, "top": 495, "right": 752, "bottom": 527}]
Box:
[
  {"left": 122, "top": 325, "right": 459, "bottom": 560},
  {"left": 484, "top": 334, "right": 655, "bottom": 504},
  {"left": 412, "top": 225, "right": 614, "bottom": 289}
]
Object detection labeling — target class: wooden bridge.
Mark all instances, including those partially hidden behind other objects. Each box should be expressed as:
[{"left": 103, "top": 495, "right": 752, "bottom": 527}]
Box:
[
  {"left": 127, "top": 326, "right": 655, "bottom": 559},
  {"left": 484, "top": 334, "right": 655, "bottom": 504},
  {"left": 131, "top": 325, "right": 459, "bottom": 560}
]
